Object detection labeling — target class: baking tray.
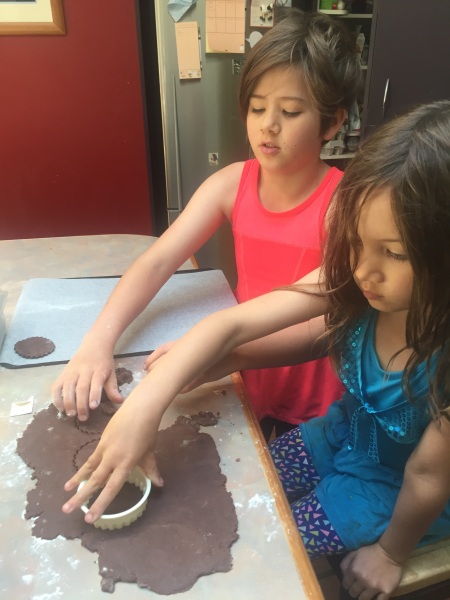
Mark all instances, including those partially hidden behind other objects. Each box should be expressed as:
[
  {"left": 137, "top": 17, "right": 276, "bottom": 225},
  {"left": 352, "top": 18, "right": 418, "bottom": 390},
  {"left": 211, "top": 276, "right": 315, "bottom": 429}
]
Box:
[{"left": 0, "top": 270, "right": 236, "bottom": 368}]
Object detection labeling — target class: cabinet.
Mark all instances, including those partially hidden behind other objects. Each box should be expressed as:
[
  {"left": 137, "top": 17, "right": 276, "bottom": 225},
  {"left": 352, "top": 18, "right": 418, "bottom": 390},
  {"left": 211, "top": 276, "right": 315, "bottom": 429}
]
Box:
[{"left": 362, "top": 0, "right": 450, "bottom": 138}]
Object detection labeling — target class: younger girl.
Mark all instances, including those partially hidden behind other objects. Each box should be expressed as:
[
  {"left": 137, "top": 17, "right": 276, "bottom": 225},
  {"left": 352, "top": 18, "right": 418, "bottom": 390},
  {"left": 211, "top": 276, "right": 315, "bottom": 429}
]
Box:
[
  {"left": 60, "top": 100, "right": 450, "bottom": 599},
  {"left": 52, "top": 10, "right": 361, "bottom": 438}
]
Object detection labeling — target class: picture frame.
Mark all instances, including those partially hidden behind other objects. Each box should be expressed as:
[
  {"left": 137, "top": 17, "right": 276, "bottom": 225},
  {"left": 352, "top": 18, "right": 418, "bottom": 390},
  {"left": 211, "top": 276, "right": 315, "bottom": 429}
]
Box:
[{"left": 0, "top": 0, "right": 65, "bottom": 35}]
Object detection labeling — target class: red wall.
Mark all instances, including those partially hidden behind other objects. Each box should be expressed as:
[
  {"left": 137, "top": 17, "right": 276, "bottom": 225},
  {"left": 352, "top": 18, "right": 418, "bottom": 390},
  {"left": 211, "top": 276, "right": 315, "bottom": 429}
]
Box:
[{"left": 0, "top": 0, "right": 152, "bottom": 240}]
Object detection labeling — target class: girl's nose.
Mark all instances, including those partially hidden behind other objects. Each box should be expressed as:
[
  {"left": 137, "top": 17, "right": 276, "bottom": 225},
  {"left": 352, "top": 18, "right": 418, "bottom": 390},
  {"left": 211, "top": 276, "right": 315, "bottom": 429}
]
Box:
[
  {"left": 354, "top": 253, "right": 384, "bottom": 284},
  {"left": 261, "top": 111, "right": 280, "bottom": 134}
]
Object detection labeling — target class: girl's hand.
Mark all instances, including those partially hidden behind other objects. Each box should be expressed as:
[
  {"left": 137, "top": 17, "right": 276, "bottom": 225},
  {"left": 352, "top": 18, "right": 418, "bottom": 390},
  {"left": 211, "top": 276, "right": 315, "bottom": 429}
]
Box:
[
  {"left": 144, "top": 341, "right": 216, "bottom": 393},
  {"left": 143, "top": 341, "right": 176, "bottom": 371},
  {"left": 51, "top": 345, "right": 123, "bottom": 421},
  {"left": 61, "top": 399, "right": 164, "bottom": 523},
  {"left": 341, "top": 543, "right": 404, "bottom": 599}
]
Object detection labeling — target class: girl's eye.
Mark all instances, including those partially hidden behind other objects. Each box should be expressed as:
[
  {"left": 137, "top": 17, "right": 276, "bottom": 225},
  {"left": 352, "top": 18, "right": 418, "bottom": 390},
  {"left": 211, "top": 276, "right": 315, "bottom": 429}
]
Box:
[
  {"left": 387, "top": 249, "right": 408, "bottom": 262},
  {"left": 283, "top": 110, "right": 301, "bottom": 117},
  {"left": 250, "top": 107, "right": 264, "bottom": 114}
]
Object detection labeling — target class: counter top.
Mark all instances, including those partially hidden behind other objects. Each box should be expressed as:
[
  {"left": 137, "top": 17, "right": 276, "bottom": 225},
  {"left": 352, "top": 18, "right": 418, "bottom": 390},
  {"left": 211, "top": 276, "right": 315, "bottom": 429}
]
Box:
[{"left": 0, "top": 235, "right": 323, "bottom": 600}]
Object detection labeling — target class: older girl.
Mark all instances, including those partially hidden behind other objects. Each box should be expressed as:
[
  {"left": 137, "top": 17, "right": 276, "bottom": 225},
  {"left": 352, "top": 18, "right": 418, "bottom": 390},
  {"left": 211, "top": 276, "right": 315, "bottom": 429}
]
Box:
[{"left": 52, "top": 10, "right": 361, "bottom": 439}]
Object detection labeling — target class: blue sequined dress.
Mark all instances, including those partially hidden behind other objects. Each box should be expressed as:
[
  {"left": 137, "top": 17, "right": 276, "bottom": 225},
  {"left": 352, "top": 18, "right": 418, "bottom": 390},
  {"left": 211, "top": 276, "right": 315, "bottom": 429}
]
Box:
[{"left": 300, "top": 308, "right": 450, "bottom": 549}]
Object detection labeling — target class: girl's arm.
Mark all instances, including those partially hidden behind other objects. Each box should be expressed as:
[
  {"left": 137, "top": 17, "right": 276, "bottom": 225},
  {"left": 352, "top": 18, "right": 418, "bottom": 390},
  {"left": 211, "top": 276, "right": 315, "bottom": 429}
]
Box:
[
  {"left": 341, "top": 416, "right": 450, "bottom": 598},
  {"left": 145, "top": 316, "right": 329, "bottom": 391},
  {"left": 61, "top": 271, "right": 328, "bottom": 523},
  {"left": 51, "top": 162, "right": 244, "bottom": 421}
]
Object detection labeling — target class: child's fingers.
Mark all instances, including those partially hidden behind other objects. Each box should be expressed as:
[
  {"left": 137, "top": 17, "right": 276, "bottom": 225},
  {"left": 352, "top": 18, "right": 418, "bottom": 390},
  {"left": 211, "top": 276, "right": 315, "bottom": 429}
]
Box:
[
  {"left": 62, "top": 460, "right": 129, "bottom": 523},
  {"left": 143, "top": 350, "right": 161, "bottom": 371},
  {"left": 143, "top": 341, "right": 176, "bottom": 371},
  {"left": 143, "top": 352, "right": 153, "bottom": 371},
  {"left": 51, "top": 374, "right": 78, "bottom": 416},
  {"left": 80, "top": 468, "right": 130, "bottom": 523},
  {"left": 340, "top": 551, "right": 357, "bottom": 590},
  {"left": 96, "top": 371, "right": 123, "bottom": 406},
  {"left": 51, "top": 379, "right": 65, "bottom": 412},
  {"left": 61, "top": 379, "right": 79, "bottom": 417},
  {"left": 140, "top": 452, "right": 164, "bottom": 488},
  {"left": 57, "top": 371, "right": 92, "bottom": 420},
  {"left": 75, "top": 374, "right": 98, "bottom": 421},
  {"left": 102, "top": 382, "right": 123, "bottom": 405},
  {"left": 63, "top": 457, "right": 99, "bottom": 494}
]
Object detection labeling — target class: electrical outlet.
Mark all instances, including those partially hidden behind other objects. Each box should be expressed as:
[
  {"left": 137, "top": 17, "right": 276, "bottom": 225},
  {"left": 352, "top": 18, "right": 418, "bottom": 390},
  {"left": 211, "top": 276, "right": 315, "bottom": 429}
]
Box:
[{"left": 232, "top": 58, "right": 245, "bottom": 75}]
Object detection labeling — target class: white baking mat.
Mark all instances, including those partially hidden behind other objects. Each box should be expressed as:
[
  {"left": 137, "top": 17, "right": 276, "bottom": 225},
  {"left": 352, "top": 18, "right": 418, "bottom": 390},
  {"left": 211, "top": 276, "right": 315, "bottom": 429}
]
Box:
[{"left": 0, "top": 270, "right": 237, "bottom": 368}]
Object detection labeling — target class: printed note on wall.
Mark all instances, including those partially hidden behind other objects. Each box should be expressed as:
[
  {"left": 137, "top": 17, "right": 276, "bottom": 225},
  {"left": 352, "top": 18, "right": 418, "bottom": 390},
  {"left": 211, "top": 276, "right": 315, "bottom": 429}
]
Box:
[
  {"left": 175, "top": 21, "right": 202, "bottom": 79},
  {"left": 205, "top": 0, "right": 245, "bottom": 54}
]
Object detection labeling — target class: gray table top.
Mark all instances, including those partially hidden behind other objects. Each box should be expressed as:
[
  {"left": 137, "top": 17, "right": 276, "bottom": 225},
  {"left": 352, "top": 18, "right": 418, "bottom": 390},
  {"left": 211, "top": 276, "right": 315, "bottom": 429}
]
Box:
[{"left": 0, "top": 234, "right": 321, "bottom": 600}]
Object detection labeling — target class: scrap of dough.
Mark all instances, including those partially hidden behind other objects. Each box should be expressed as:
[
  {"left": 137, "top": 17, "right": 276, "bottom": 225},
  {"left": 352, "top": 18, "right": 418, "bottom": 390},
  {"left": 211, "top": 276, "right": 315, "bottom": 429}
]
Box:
[
  {"left": 16, "top": 405, "right": 238, "bottom": 595},
  {"left": 98, "top": 367, "right": 134, "bottom": 408},
  {"left": 14, "top": 336, "right": 55, "bottom": 359},
  {"left": 176, "top": 411, "right": 220, "bottom": 429},
  {"left": 114, "top": 367, "right": 133, "bottom": 387}
]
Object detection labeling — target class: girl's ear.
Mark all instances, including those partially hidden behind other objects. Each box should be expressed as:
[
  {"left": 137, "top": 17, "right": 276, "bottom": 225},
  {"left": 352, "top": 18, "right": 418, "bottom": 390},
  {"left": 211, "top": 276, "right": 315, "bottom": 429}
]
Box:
[{"left": 323, "top": 108, "right": 347, "bottom": 141}]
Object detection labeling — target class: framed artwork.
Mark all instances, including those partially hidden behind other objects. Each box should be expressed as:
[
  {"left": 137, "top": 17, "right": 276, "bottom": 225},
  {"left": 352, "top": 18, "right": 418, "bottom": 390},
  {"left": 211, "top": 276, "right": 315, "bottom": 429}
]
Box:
[{"left": 0, "top": 0, "right": 65, "bottom": 35}]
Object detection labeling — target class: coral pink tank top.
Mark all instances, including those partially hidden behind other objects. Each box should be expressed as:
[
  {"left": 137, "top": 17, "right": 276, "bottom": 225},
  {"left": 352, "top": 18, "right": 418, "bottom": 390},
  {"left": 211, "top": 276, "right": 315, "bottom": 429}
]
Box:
[{"left": 232, "top": 159, "right": 344, "bottom": 424}]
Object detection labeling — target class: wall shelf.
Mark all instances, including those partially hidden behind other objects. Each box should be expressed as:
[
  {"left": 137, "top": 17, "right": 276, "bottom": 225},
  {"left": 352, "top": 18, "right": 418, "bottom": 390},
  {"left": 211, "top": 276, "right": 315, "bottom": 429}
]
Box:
[
  {"left": 318, "top": 9, "right": 348, "bottom": 15},
  {"left": 320, "top": 152, "right": 355, "bottom": 160},
  {"left": 340, "top": 13, "right": 373, "bottom": 18},
  {"left": 318, "top": 11, "right": 373, "bottom": 18}
]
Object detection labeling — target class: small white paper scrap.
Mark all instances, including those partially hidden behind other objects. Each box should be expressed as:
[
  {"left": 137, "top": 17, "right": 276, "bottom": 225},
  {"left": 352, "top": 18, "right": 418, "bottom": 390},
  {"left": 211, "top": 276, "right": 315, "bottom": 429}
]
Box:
[{"left": 10, "top": 398, "right": 34, "bottom": 417}]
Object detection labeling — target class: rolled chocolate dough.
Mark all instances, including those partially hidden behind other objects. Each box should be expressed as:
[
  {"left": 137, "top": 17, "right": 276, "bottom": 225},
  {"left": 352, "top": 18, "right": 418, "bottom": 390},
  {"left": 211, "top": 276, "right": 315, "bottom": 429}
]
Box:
[
  {"left": 14, "top": 336, "right": 56, "bottom": 359},
  {"left": 16, "top": 405, "right": 238, "bottom": 595}
]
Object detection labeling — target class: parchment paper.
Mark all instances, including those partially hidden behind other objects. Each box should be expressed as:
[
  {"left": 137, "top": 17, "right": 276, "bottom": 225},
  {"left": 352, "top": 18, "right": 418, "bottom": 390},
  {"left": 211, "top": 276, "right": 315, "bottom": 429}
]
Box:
[{"left": 0, "top": 270, "right": 236, "bottom": 368}]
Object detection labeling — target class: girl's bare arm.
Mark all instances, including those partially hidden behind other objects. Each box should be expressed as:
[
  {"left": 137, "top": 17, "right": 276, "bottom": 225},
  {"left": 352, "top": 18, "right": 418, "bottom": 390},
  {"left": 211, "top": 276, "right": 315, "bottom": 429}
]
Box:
[
  {"left": 62, "top": 271, "right": 328, "bottom": 522},
  {"left": 145, "top": 316, "right": 328, "bottom": 390},
  {"left": 379, "top": 416, "right": 450, "bottom": 562},
  {"left": 51, "top": 162, "right": 244, "bottom": 420},
  {"left": 341, "top": 416, "right": 450, "bottom": 598}
]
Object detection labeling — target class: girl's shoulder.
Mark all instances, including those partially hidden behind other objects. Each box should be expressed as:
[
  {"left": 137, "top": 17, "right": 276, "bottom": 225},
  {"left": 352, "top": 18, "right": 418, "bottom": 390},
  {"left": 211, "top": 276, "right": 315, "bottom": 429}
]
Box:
[
  {"left": 206, "top": 161, "right": 248, "bottom": 216},
  {"left": 220, "top": 160, "right": 248, "bottom": 179},
  {"left": 207, "top": 161, "right": 247, "bottom": 188}
]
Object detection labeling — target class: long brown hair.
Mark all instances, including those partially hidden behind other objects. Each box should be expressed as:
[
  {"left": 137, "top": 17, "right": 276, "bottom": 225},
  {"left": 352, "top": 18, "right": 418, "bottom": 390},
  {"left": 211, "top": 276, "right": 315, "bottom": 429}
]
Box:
[
  {"left": 324, "top": 100, "right": 450, "bottom": 417},
  {"left": 238, "top": 9, "right": 362, "bottom": 135}
]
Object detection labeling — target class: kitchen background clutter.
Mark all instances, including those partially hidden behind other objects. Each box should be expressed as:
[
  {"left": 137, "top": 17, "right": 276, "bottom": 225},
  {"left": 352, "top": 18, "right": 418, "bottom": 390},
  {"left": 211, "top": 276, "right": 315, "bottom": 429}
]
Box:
[
  {"left": 139, "top": 0, "right": 371, "bottom": 285},
  {"left": 319, "top": 0, "right": 450, "bottom": 165},
  {"left": 2, "top": 1, "right": 449, "bottom": 268},
  {"left": 318, "top": 0, "right": 373, "bottom": 160}
]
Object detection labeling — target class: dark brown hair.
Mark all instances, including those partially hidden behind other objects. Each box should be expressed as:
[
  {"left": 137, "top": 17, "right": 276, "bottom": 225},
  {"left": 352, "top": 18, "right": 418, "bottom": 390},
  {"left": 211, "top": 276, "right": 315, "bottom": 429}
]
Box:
[
  {"left": 238, "top": 9, "right": 362, "bottom": 135},
  {"left": 324, "top": 100, "right": 450, "bottom": 416}
]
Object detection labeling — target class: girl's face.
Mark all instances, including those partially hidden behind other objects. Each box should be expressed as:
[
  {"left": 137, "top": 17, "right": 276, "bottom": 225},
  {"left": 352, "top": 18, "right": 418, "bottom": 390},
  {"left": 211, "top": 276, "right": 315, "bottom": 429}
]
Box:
[
  {"left": 352, "top": 190, "right": 413, "bottom": 314},
  {"left": 246, "top": 66, "right": 338, "bottom": 174}
]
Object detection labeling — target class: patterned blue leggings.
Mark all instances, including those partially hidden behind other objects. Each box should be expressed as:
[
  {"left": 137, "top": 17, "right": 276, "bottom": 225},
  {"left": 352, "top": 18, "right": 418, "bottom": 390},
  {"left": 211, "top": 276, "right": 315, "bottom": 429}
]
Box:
[{"left": 269, "top": 427, "right": 346, "bottom": 557}]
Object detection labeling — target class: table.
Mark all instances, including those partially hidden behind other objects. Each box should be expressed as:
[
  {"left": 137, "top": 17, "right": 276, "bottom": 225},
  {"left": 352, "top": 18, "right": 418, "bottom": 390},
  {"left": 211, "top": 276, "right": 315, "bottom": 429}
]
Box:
[{"left": 0, "top": 235, "right": 323, "bottom": 600}]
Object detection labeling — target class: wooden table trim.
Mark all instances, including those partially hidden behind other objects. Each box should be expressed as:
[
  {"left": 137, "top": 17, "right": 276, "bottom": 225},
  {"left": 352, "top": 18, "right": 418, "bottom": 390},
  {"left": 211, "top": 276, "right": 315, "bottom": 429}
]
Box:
[{"left": 231, "top": 372, "right": 325, "bottom": 600}]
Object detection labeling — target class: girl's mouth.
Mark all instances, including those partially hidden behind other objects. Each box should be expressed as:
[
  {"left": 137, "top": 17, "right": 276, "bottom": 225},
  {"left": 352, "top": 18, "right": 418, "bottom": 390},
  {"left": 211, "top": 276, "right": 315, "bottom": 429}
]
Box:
[
  {"left": 260, "top": 142, "right": 279, "bottom": 155},
  {"left": 362, "top": 289, "right": 381, "bottom": 301}
]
